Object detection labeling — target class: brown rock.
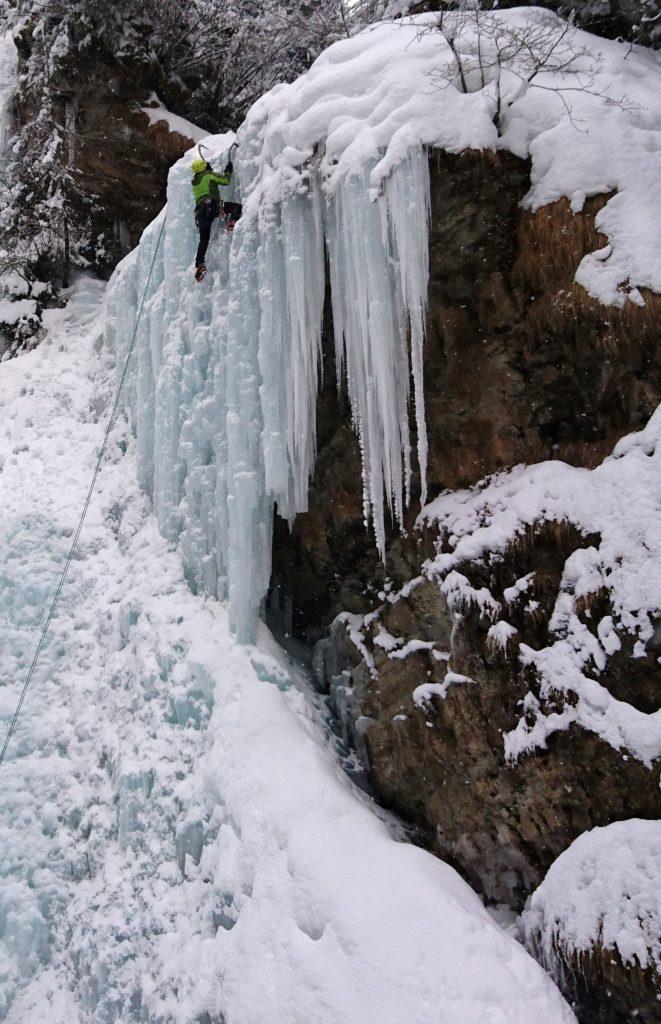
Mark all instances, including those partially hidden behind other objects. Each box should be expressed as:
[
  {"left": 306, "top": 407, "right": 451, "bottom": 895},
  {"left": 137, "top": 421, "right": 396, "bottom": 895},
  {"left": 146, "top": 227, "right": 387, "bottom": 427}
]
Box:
[{"left": 323, "top": 523, "right": 661, "bottom": 915}]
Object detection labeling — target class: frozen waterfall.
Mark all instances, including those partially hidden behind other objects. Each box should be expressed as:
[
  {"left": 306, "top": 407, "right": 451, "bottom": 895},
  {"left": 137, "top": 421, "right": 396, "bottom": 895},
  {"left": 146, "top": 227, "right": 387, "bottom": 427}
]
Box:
[{"left": 107, "top": 132, "right": 430, "bottom": 642}]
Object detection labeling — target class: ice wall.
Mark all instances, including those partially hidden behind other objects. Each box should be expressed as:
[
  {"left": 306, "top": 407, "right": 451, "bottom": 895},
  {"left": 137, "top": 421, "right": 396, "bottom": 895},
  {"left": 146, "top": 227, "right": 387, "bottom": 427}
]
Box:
[{"left": 107, "top": 122, "right": 431, "bottom": 641}]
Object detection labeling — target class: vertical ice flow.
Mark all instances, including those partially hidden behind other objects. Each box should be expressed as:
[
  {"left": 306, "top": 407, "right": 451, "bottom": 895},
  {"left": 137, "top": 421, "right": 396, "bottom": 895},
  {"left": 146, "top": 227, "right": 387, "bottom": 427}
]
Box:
[
  {"left": 326, "top": 149, "right": 430, "bottom": 553},
  {"left": 106, "top": 134, "right": 431, "bottom": 641}
]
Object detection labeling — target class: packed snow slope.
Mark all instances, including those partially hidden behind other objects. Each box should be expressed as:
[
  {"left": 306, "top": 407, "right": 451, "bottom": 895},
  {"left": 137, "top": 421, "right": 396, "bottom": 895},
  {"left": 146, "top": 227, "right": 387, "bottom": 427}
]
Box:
[
  {"left": 0, "top": 280, "right": 576, "bottom": 1022},
  {"left": 107, "top": 9, "right": 661, "bottom": 643}
]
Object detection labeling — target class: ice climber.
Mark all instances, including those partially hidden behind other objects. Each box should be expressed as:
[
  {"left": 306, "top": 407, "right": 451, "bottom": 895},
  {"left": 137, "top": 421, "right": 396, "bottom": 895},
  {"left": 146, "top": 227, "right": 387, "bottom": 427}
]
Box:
[{"left": 191, "top": 156, "right": 242, "bottom": 282}]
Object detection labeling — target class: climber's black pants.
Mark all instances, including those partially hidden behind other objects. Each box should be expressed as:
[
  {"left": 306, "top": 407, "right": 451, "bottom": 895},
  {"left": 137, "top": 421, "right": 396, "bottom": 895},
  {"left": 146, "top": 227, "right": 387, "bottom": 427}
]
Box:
[{"left": 195, "top": 198, "right": 220, "bottom": 267}]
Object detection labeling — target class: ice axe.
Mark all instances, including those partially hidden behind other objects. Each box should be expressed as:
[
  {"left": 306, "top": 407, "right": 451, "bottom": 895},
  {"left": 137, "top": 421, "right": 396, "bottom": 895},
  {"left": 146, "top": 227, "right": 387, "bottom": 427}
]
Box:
[{"left": 197, "top": 140, "right": 239, "bottom": 167}]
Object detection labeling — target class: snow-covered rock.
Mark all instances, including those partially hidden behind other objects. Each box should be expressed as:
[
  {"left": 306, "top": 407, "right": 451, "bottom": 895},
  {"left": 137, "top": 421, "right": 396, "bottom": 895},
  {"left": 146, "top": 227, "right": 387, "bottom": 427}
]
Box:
[
  {"left": 139, "top": 94, "right": 210, "bottom": 144},
  {"left": 419, "top": 409, "right": 661, "bottom": 766},
  {"left": 310, "top": 401, "right": 661, "bottom": 919},
  {"left": 523, "top": 818, "right": 661, "bottom": 970},
  {"left": 523, "top": 819, "right": 661, "bottom": 1022},
  {"left": 0, "top": 298, "right": 37, "bottom": 325}
]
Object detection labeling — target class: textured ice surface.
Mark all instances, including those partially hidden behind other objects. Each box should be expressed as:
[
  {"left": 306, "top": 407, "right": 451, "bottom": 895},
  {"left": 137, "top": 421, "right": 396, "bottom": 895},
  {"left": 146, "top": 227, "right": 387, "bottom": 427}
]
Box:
[
  {"left": 107, "top": 119, "right": 432, "bottom": 639},
  {"left": 0, "top": 279, "right": 576, "bottom": 1023}
]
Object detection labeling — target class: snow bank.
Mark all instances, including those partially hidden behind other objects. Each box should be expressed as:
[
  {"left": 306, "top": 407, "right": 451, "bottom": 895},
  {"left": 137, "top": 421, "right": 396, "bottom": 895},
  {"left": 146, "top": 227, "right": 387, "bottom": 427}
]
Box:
[
  {"left": 522, "top": 819, "right": 661, "bottom": 973},
  {"left": 140, "top": 94, "right": 210, "bottom": 144},
  {"left": 418, "top": 408, "right": 661, "bottom": 766},
  {"left": 0, "top": 298, "right": 36, "bottom": 324},
  {"left": 108, "top": 9, "right": 661, "bottom": 643},
  {"left": 243, "top": 8, "right": 661, "bottom": 304},
  {"left": 0, "top": 279, "right": 576, "bottom": 1024}
]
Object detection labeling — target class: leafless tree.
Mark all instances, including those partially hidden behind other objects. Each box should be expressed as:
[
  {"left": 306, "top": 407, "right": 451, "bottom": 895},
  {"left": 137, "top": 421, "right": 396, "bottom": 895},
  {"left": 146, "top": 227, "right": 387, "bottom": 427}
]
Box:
[{"left": 421, "top": 7, "right": 632, "bottom": 132}]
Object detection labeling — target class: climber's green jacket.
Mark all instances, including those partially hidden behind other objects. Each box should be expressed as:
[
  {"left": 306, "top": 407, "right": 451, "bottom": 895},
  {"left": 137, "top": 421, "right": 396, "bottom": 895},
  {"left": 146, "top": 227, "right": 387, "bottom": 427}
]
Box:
[{"left": 191, "top": 167, "right": 232, "bottom": 205}]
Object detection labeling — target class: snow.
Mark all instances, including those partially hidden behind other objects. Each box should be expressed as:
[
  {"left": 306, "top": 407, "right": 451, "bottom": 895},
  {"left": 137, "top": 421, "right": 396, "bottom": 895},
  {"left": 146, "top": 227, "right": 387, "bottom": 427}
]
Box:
[
  {"left": 0, "top": 29, "right": 17, "bottom": 172},
  {"left": 0, "top": 298, "right": 36, "bottom": 324},
  {"left": 242, "top": 9, "right": 661, "bottom": 306},
  {"left": 139, "top": 94, "right": 210, "bottom": 144},
  {"left": 504, "top": 573, "right": 534, "bottom": 605},
  {"left": 389, "top": 637, "right": 437, "bottom": 659},
  {"left": 0, "top": 277, "right": 576, "bottom": 1022},
  {"left": 523, "top": 819, "right": 661, "bottom": 973},
  {"left": 413, "top": 671, "right": 476, "bottom": 706},
  {"left": 487, "top": 620, "right": 519, "bottom": 651},
  {"left": 373, "top": 625, "right": 402, "bottom": 651},
  {"left": 419, "top": 407, "right": 661, "bottom": 766}
]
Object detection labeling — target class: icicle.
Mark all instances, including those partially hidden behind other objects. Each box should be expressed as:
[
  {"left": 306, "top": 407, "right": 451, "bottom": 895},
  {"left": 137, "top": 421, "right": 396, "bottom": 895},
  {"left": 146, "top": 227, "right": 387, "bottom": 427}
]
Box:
[
  {"left": 385, "top": 148, "right": 430, "bottom": 506},
  {"left": 106, "top": 135, "right": 431, "bottom": 643},
  {"left": 326, "top": 161, "right": 413, "bottom": 556},
  {"left": 254, "top": 168, "right": 325, "bottom": 523}
]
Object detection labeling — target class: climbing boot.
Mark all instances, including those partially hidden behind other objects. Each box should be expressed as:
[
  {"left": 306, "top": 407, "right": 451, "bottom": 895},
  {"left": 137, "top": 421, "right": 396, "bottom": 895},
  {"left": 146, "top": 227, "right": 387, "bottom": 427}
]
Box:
[{"left": 195, "top": 264, "right": 207, "bottom": 282}]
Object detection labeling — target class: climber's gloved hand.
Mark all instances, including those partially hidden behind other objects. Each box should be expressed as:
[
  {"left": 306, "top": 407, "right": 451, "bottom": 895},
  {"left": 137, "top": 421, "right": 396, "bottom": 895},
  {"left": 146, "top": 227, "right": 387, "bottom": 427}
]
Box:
[{"left": 224, "top": 160, "right": 233, "bottom": 174}]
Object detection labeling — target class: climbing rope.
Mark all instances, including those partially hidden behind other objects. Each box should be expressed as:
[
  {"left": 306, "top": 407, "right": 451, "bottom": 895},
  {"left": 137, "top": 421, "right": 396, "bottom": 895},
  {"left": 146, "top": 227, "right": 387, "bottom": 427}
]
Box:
[{"left": 0, "top": 215, "right": 167, "bottom": 769}]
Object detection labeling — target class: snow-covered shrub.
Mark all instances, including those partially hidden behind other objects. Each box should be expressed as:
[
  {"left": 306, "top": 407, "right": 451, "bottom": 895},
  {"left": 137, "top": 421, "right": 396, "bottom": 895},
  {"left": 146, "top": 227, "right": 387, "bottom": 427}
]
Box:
[{"left": 421, "top": 6, "right": 632, "bottom": 132}]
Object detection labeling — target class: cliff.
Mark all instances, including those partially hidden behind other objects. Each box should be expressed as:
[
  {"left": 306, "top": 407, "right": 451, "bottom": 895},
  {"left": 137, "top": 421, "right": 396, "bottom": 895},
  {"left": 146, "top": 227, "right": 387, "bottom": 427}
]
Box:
[{"left": 82, "top": 10, "right": 661, "bottom": 1022}]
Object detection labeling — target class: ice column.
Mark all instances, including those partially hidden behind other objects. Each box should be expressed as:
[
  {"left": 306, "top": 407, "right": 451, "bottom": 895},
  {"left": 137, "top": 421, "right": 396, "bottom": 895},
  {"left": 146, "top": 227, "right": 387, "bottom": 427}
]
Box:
[
  {"left": 225, "top": 166, "right": 326, "bottom": 638},
  {"left": 224, "top": 213, "right": 273, "bottom": 640},
  {"left": 385, "top": 148, "right": 430, "bottom": 507},
  {"left": 257, "top": 172, "right": 325, "bottom": 522},
  {"left": 106, "top": 138, "right": 431, "bottom": 643},
  {"left": 326, "top": 148, "right": 430, "bottom": 555}
]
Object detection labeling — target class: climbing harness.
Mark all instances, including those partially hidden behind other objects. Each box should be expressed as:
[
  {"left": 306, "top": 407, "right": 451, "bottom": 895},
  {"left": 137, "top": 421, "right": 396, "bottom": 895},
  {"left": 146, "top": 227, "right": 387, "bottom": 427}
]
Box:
[{"left": 0, "top": 215, "right": 167, "bottom": 770}]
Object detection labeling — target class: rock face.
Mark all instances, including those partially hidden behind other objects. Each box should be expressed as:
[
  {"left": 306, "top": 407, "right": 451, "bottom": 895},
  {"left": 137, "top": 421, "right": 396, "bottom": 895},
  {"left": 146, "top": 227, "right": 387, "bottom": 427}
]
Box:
[
  {"left": 75, "top": 93, "right": 199, "bottom": 270},
  {"left": 272, "top": 148, "right": 661, "bottom": 1022},
  {"left": 313, "top": 525, "right": 660, "bottom": 910},
  {"left": 271, "top": 149, "right": 661, "bottom": 642},
  {"left": 13, "top": 27, "right": 200, "bottom": 274}
]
